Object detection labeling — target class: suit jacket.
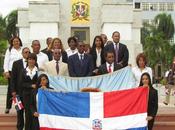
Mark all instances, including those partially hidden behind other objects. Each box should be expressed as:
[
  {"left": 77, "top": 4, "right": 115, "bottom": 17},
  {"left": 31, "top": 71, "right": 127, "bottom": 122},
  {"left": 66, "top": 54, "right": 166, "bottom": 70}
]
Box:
[
  {"left": 148, "top": 87, "right": 158, "bottom": 117},
  {"left": 98, "top": 63, "right": 122, "bottom": 75},
  {"left": 68, "top": 53, "right": 94, "bottom": 77},
  {"left": 21, "top": 68, "right": 38, "bottom": 94},
  {"left": 41, "top": 48, "right": 48, "bottom": 54},
  {"left": 42, "top": 60, "right": 68, "bottom": 76},
  {"left": 104, "top": 42, "right": 129, "bottom": 67},
  {"left": 11, "top": 59, "right": 25, "bottom": 96},
  {"left": 90, "top": 48, "right": 105, "bottom": 68}
]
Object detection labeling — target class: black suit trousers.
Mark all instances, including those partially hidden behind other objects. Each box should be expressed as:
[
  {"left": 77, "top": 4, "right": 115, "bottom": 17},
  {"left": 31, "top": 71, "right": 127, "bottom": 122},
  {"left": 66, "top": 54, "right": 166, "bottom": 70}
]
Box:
[
  {"left": 23, "top": 92, "right": 32, "bottom": 130},
  {"left": 148, "top": 117, "right": 155, "bottom": 130},
  {"left": 17, "top": 96, "right": 24, "bottom": 130},
  {"left": 6, "top": 75, "right": 12, "bottom": 109}
]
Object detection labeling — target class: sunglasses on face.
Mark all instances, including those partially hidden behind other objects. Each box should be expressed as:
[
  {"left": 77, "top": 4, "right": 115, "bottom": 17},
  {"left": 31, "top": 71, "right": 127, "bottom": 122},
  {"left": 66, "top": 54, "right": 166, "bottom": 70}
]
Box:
[{"left": 23, "top": 51, "right": 30, "bottom": 54}]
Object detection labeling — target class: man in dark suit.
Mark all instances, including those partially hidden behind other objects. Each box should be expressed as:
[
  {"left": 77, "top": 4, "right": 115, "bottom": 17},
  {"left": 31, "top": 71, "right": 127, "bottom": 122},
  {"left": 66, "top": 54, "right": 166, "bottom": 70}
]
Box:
[
  {"left": 11, "top": 47, "right": 30, "bottom": 130},
  {"left": 98, "top": 51, "right": 121, "bottom": 75},
  {"left": 41, "top": 37, "right": 52, "bottom": 55},
  {"left": 68, "top": 41, "right": 94, "bottom": 77},
  {"left": 104, "top": 31, "right": 129, "bottom": 68}
]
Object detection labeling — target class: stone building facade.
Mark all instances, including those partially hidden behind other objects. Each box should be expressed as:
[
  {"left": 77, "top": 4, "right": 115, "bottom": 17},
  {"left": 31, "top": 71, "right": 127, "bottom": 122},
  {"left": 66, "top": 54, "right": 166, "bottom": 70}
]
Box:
[{"left": 17, "top": 0, "right": 142, "bottom": 65}]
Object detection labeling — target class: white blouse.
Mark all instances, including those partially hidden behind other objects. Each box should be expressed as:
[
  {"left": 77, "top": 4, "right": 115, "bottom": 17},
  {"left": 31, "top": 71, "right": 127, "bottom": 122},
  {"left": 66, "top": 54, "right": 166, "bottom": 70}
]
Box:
[
  {"left": 96, "top": 49, "right": 101, "bottom": 67},
  {"left": 26, "top": 66, "right": 38, "bottom": 79},
  {"left": 66, "top": 48, "right": 78, "bottom": 57},
  {"left": 3, "top": 47, "right": 22, "bottom": 72},
  {"left": 132, "top": 66, "right": 153, "bottom": 86}
]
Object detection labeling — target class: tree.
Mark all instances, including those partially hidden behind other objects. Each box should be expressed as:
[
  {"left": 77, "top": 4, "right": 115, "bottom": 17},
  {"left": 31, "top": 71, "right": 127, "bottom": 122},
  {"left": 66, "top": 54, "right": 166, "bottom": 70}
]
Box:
[
  {"left": 0, "top": 15, "right": 6, "bottom": 39},
  {"left": 154, "top": 13, "right": 174, "bottom": 40},
  {"left": 142, "top": 13, "right": 175, "bottom": 76},
  {"left": 5, "top": 10, "right": 18, "bottom": 40},
  {"left": 0, "top": 15, "right": 7, "bottom": 75}
]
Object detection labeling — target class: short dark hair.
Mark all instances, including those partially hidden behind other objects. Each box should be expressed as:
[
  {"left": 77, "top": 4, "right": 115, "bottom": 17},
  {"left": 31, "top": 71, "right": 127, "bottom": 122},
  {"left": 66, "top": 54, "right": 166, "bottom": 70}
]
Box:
[
  {"left": 112, "top": 31, "right": 120, "bottom": 37},
  {"left": 32, "top": 40, "right": 40, "bottom": 45},
  {"left": 22, "top": 47, "right": 30, "bottom": 53},
  {"left": 104, "top": 51, "right": 114, "bottom": 58},
  {"left": 46, "top": 37, "right": 52, "bottom": 44},
  {"left": 28, "top": 53, "right": 37, "bottom": 62},
  {"left": 136, "top": 53, "right": 147, "bottom": 67},
  {"left": 67, "top": 37, "right": 77, "bottom": 44}
]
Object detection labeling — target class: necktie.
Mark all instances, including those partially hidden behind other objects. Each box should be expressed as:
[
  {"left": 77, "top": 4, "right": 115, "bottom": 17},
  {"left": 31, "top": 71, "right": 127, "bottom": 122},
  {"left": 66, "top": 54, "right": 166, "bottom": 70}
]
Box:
[
  {"left": 80, "top": 54, "right": 83, "bottom": 65},
  {"left": 108, "top": 64, "right": 112, "bottom": 73},
  {"left": 115, "top": 44, "right": 118, "bottom": 63},
  {"left": 56, "top": 61, "right": 59, "bottom": 74}
]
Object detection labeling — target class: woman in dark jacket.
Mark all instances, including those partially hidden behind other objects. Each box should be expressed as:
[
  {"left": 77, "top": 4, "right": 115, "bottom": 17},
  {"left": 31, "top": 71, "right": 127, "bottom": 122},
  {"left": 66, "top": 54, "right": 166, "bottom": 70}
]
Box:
[
  {"left": 30, "top": 74, "right": 53, "bottom": 130},
  {"left": 21, "top": 53, "right": 38, "bottom": 130},
  {"left": 139, "top": 72, "right": 158, "bottom": 130},
  {"left": 90, "top": 36, "right": 105, "bottom": 74}
]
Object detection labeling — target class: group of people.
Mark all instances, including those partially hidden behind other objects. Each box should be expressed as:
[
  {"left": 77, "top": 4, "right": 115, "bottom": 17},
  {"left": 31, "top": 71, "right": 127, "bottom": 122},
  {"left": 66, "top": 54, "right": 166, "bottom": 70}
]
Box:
[{"left": 3, "top": 31, "right": 158, "bottom": 130}]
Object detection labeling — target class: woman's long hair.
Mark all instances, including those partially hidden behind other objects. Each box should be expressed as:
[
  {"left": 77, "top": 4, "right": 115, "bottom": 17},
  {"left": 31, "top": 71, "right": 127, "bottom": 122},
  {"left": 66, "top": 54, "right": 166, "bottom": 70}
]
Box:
[
  {"left": 36, "top": 74, "right": 50, "bottom": 89},
  {"left": 91, "top": 35, "right": 104, "bottom": 50},
  {"left": 139, "top": 72, "right": 153, "bottom": 89},
  {"left": 9, "top": 36, "right": 23, "bottom": 51},
  {"left": 48, "top": 37, "right": 65, "bottom": 52}
]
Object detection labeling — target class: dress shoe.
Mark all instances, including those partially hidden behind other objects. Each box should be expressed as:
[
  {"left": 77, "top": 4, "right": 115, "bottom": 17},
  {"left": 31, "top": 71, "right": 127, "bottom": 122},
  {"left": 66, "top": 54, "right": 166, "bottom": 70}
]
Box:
[
  {"left": 5, "top": 109, "right": 10, "bottom": 114},
  {"left": 163, "top": 101, "right": 168, "bottom": 105}
]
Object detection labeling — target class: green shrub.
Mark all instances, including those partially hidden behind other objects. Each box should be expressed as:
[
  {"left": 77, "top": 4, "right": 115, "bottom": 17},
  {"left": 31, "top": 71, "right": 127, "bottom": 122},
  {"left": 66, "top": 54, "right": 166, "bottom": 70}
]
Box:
[
  {"left": 0, "top": 76, "right": 8, "bottom": 85},
  {"left": 160, "top": 78, "right": 167, "bottom": 85}
]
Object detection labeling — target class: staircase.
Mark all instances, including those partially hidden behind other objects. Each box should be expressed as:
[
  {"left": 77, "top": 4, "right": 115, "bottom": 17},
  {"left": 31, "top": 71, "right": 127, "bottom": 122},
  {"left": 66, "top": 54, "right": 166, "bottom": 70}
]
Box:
[
  {"left": 0, "top": 114, "right": 17, "bottom": 130},
  {"left": 0, "top": 86, "right": 17, "bottom": 130},
  {"left": 153, "top": 114, "right": 175, "bottom": 130}
]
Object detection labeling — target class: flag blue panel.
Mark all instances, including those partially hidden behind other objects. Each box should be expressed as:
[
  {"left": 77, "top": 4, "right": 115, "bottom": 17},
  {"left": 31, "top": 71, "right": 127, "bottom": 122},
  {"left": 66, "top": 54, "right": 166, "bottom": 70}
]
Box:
[{"left": 38, "top": 89, "right": 90, "bottom": 118}]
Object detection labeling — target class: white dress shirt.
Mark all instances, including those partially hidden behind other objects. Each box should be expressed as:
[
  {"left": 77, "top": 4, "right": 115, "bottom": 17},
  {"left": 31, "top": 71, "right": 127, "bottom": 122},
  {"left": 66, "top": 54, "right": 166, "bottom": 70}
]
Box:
[
  {"left": 36, "top": 52, "right": 49, "bottom": 68},
  {"left": 106, "top": 62, "right": 114, "bottom": 73},
  {"left": 78, "top": 52, "right": 84, "bottom": 60},
  {"left": 66, "top": 48, "right": 78, "bottom": 57},
  {"left": 3, "top": 47, "right": 23, "bottom": 72},
  {"left": 22, "top": 58, "right": 27, "bottom": 68},
  {"left": 96, "top": 48, "right": 101, "bottom": 67},
  {"left": 132, "top": 66, "right": 153, "bottom": 86}
]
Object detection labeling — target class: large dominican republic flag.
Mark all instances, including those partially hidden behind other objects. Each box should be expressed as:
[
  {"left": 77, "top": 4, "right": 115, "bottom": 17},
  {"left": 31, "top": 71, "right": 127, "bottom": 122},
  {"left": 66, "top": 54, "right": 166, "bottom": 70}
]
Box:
[{"left": 38, "top": 87, "right": 148, "bottom": 130}]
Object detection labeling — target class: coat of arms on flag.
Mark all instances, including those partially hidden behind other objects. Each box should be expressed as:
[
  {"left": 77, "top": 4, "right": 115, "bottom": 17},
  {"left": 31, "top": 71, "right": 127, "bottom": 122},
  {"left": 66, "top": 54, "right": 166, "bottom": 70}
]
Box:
[
  {"left": 12, "top": 95, "right": 24, "bottom": 111},
  {"left": 71, "top": 0, "right": 90, "bottom": 23}
]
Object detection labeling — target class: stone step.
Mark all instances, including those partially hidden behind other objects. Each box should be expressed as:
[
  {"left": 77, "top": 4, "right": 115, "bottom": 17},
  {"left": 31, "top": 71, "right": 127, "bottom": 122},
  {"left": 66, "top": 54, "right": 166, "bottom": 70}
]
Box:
[
  {"left": 0, "top": 122, "right": 16, "bottom": 130},
  {"left": 0, "top": 114, "right": 17, "bottom": 122},
  {"left": 153, "top": 121, "right": 175, "bottom": 130},
  {"left": 155, "top": 114, "right": 175, "bottom": 122}
]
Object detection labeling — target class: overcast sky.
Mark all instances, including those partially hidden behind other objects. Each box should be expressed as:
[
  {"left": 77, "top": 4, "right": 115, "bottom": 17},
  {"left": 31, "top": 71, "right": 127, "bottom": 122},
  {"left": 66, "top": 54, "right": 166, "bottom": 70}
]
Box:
[
  {"left": 0, "top": 0, "right": 46, "bottom": 17},
  {"left": 0, "top": 0, "right": 29, "bottom": 17}
]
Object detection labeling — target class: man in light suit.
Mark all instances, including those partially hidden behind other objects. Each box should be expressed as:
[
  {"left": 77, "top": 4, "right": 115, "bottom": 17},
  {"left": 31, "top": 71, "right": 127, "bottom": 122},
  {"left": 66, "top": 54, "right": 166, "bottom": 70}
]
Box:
[
  {"left": 68, "top": 41, "right": 94, "bottom": 77},
  {"left": 42, "top": 49, "right": 68, "bottom": 76},
  {"left": 104, "top": 31, "right": 129, "bottom": 68}
]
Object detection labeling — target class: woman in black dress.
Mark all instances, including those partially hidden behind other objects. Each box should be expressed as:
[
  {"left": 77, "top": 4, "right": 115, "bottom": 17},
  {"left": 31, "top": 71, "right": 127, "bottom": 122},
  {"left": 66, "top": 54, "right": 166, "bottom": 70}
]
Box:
[
  {"left": 30, "top": 74, "right": 53, "bottom": 130},
  {"left": 139, "top": 72, "right": 158, "bottom": 130}
]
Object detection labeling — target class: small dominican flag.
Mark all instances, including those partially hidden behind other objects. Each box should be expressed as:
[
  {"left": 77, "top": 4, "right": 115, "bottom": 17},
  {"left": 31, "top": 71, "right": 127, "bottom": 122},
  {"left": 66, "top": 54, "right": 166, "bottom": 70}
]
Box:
[{"left": 12, "top": 95, "right": 24, "bottom": 111}]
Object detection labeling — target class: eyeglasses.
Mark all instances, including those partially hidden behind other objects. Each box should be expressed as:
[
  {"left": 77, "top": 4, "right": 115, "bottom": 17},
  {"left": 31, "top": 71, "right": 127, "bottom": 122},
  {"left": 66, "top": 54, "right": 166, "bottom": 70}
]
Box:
[{"left": 23, "top": 51, "right": 30, "bottom": 54}]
